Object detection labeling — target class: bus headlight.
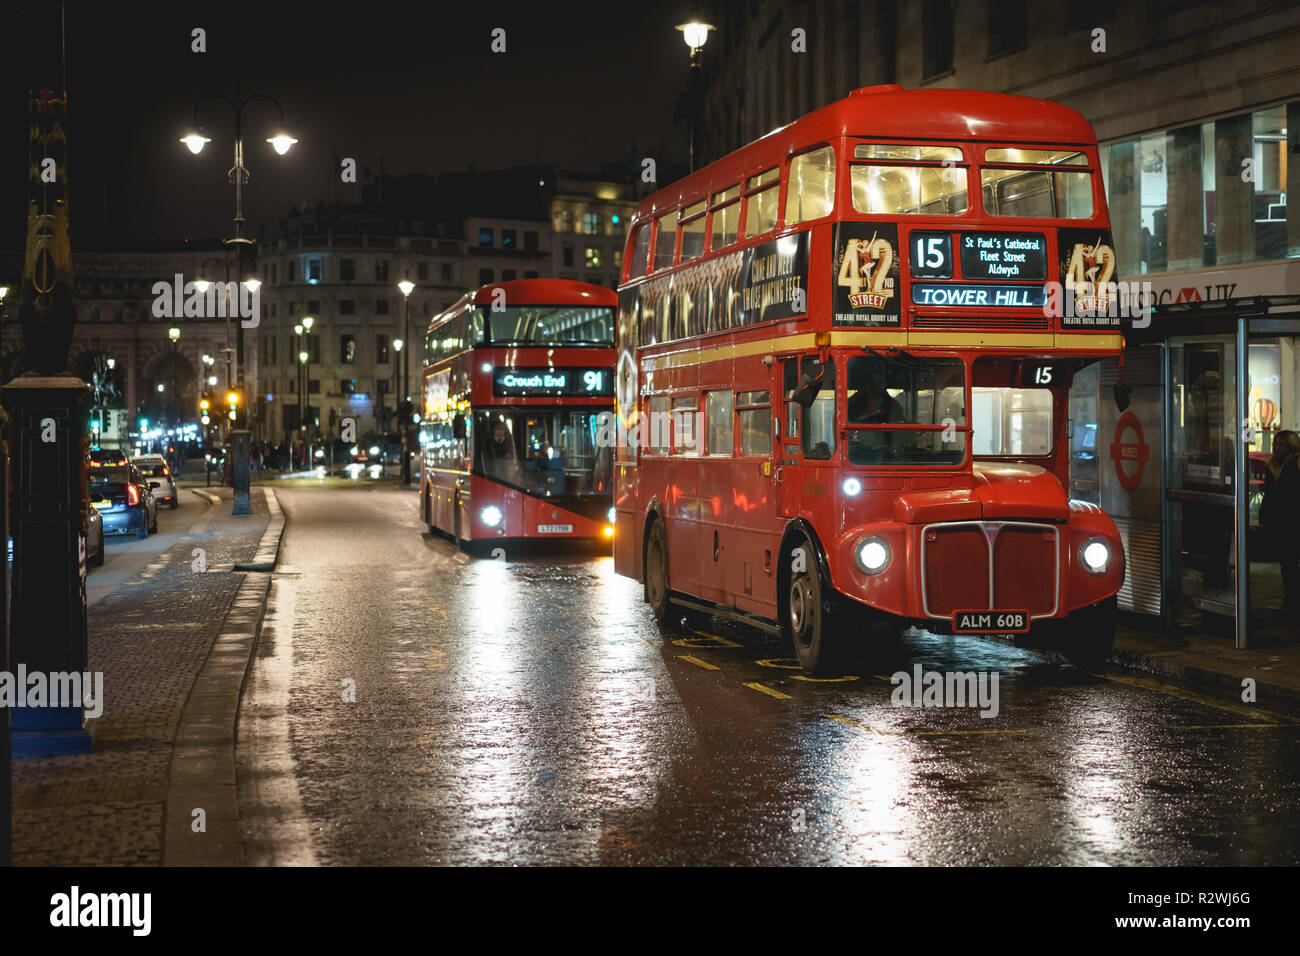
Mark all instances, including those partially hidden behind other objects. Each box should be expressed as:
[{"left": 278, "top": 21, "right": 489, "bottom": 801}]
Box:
[
  {"left": 608, "top": 507, "right": 616, "bottom": 524},
  {"left": 1080, "top": 538, "right": 1110, "bottom": 575},
  {"left": 853, "top": 537, "right": 890, "bottom": 575},
  {"left": 480, "top": 505, "right": 503, "bottom": 528}
]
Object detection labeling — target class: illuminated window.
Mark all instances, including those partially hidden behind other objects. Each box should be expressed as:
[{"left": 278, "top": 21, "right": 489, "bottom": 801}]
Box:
[
  {"left": 653, "top": 213, "right": 676, "bottom": 270},
  {"left": 851, "top": 164, "right": 969, "bottom": 215},
  {"left": 585, "top": 247, "right": 602, "bottom": 268},
  {"left": 679, "top": 200, "right": 707, "bottom": 260},
  {"left": 784, "top": 146, "right": 836, "bottom": 225},
  {"left": 706, "top": 390, "right": 734, "bottom": 455},
  {"left": 742, "top": 167, "right": 780, "bottom": 236}
]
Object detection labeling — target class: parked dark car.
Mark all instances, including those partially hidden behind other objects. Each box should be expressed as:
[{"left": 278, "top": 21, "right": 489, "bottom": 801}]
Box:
[{"left": 90, "top": 464, "right": 158, "bottom": 539}]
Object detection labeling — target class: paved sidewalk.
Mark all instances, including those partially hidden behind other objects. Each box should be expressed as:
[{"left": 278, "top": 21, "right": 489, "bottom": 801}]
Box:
[
  {"left": 1113, "top": 622, "right": 1300, "bottom": 718},
  {"left": 9, "top": 487, "right": 272, "bottom": 865}
]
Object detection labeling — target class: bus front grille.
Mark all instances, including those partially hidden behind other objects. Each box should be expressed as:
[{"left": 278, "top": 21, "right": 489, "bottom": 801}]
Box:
[{"left": 922, "top": 521, "right": 1059, "bottom": 619}]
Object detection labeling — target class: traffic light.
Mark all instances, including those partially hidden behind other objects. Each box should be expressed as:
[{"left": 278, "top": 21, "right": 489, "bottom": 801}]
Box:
[{"left": 199, "top": 396, "right": 210, "bottom": 412}]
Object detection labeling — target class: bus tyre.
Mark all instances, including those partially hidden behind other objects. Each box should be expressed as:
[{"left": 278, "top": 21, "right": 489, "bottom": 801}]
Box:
[
  {"left": 644, "top": 519, "right": 671, "bottom": 621},
  {"left": 788, "top": 539, "right": 839, "bottom": 675},
  {"left": 1058, "top": 596, "right": 1117, "bottom": 670}
]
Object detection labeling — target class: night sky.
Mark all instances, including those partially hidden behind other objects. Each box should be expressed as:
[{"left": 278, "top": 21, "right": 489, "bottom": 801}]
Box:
[{"left": 0, "top": 1, "right": 694, "bottom": 252}]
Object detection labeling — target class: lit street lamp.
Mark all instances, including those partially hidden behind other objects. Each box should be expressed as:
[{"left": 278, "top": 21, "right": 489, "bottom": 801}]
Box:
[
  {"left": 398, "top": 280, "right": 415, "bottom": 486},
  {"left": 676, "top": 21, "right": 714, "bottom": 171},
  {"left": 181, "top": 90, "right": 295, "bottom": 515}
]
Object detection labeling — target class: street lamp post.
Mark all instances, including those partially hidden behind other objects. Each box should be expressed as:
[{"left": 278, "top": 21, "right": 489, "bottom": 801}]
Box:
[
  {"left": 398, "top": 280, "right": 415, "bottom": 486},
  {"left": 181, "top": 91, "right": 295, "bottom": 515},
  {"left": 676, "top": 21, "right": 714, "bottom": 172},
  {"left": 393, "top": 335, "right": 404, "bottom": 481}
]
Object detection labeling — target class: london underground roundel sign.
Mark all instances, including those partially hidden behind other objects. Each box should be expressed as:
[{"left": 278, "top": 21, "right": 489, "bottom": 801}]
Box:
[{"left": 1109, "top": 411, "right": 1150, "bottom": 493}]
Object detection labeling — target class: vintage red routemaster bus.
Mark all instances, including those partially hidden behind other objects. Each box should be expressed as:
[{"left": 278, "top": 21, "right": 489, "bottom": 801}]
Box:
[
  {"left": 613, "top": 85, "right": 1130, "bottom": 673},
  {"left": 419, "top": 279, "right": 617, "bottom": 547}
]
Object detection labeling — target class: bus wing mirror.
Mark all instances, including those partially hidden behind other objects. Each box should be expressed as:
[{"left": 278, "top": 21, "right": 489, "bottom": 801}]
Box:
[
  {"left": 792, "top": 371, "right": 821, "bottom": 408},
  {"left": 1113, "top": 382, "right": 1131, "bottom": 413},
  {"left": 452, "top": 414, "right": 466, "bottom": 439}
]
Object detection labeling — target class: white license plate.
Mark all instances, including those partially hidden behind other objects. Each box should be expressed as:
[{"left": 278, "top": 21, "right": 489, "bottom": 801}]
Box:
[
  {"left": 537, "top": 524, "right": 573, "bottom": 534},
  {"left": 952, "top": 610, "right": 1029, "bottom": 634}
]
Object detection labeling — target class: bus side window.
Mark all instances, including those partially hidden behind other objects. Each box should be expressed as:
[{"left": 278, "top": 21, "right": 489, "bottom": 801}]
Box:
[
  {"left": 783, "top": 359, "right": 800, "bottom": 441},
  {"left": 647, "top": 395, "right": 670, "bottom": 455},
  {"left": 628, "top": 222, "right": 651, "bottom": 279},
  {"left": 784, "top": 145, "right": 836, "bottom": 225},
  {"left": 705, "top": 390, "right": 734, "bottom": 455},
  {"left": 800, "top": 356, "right": 836, "bottom": 459}
]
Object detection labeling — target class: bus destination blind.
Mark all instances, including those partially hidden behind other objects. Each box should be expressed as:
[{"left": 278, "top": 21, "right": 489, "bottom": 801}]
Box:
[{"left": 493, "top": 367, "right": 613, "bottom": 397}]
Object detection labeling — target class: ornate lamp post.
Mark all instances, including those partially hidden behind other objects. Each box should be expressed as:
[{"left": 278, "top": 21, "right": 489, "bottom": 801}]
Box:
[{"left": 180, "top": 92, "right": 295, "bottom": 514}]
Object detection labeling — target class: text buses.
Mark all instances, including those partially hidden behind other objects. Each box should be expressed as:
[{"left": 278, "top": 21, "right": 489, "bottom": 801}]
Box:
[
  {"left": 613, "top": 85, "right": 1127, "bottom": 673},
  {"left": 419, "top": 279, "right": 617, "bottom": 546}
]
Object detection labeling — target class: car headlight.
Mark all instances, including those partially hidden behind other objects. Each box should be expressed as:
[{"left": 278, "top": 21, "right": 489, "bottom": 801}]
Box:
[
  {"left": 480, "top": 505, "right": 503, "bottom": 528},
  {"left": 853, "top": 537, "right": 890, "bottom": 575},
  {"left": 1080, "top": 538, "right": 1110, "bottom": 575}
]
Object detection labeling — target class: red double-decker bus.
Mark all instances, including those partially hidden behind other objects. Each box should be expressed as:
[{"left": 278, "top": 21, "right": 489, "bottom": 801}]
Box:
[
  {"left": 614, "top": 85, "right": 1128, "bottom": 673},
  {"left": 419, "top": 279, "right": 617, "bottom": 547}
]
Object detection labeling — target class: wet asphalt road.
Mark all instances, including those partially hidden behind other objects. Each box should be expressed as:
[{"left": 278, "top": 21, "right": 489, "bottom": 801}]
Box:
[{"left": 236, "top": 478, "right": 1300, "bottom": 865}]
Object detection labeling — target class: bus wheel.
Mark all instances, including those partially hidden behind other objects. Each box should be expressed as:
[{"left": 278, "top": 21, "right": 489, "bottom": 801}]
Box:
[
  {"left": 644, "top": 519, "right": 671, "bottom": 621},
  {"left": 1058, "top": 596, "right": 1117, "bottom": 670},
  {"left": 788, "top": 539, "right": 838, "bottom": 674}
]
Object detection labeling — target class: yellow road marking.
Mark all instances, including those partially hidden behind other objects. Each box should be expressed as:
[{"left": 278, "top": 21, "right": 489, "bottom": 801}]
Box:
[
  {"left": 678, "top": 655, "right": 718, "bottom": 671},
  {"left": 791, "top": 674, "right": 860, "bottom": 683},
  {"left": 756, "top": 658, "right": 803, "bottom": 670},
  {"left": 1099, "top": 671, "right": 1298, "bottom": 724},
  {"left": 685, "top": 630, "right": 744, "bottom": 647},
  {"left": 745, "top": 682, "right": 793, "bottom": 700}
]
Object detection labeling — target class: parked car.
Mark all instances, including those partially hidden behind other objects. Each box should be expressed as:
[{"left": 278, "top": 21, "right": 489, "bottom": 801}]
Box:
[
  {"left": 131, "top": 454, "right": 179, "bottom": 508},
  {"left": 90, "top": 464, "right": 158, "bottom": 539},
  {"left": 89, "top": 447, "right": 128, "bottom": 470},
  {"left": 87, "top": 504, "right": 104, "bottom": 566}
]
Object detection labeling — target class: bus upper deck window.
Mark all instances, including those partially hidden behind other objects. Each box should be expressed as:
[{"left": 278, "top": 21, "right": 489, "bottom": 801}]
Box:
[
  {"left": 981, "top": 150, "right": 1093, "bottom": 219},
  {"left": 709, "top": 185, "right": 740, "bottom": 250},
  {"left": 851, "top": 164, "right": 969, "bottom": 215},
  {"left": 653, "top": 213, "right": 676, "bottom": 271},
  {"left": 679, "top": 201, "right": 707, "bottom": 261},
  {"left": 856, "top": 144, "right": 963, "bottom": 163},
  {"left": 742, "top": 167, "right": 780, "bottom": 237},
  {"left": 784, "top": 146, "right": 836, "bottom": 225},
  {"left": 628, "top": 222, "right": 651, "bottom": 278}
]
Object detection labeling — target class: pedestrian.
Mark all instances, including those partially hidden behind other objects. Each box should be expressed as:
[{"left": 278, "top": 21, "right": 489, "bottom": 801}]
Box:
[{"left": 1261, "top": 429, "right": 1300, "bottom": 615}]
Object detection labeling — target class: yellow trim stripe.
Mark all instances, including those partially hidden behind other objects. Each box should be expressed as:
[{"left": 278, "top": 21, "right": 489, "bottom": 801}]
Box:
[{"left": 640, "top": 331, "right": 1123, "bottom": 371}]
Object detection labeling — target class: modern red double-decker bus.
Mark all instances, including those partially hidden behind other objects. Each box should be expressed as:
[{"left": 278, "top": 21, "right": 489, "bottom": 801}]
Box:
[
  {"left": 613, "top": 85, "right": 1128, "bottom": 673},
  {"left": 419, "top": 278, "right": 617, "bottom": 547}
]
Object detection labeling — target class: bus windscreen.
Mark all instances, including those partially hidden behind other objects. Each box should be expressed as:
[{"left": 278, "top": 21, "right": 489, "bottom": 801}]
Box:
[{"left": 481, "top": 305, "right": 615, "bottom": 346}]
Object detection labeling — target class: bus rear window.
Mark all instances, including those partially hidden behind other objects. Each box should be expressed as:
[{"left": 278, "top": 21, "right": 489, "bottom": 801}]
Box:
[
  {"left": 850, "top": 164, "right": 969, "bottom": 215},
  {"left": 981, "top": 167, "right": 1093, "bottom": 219}
]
